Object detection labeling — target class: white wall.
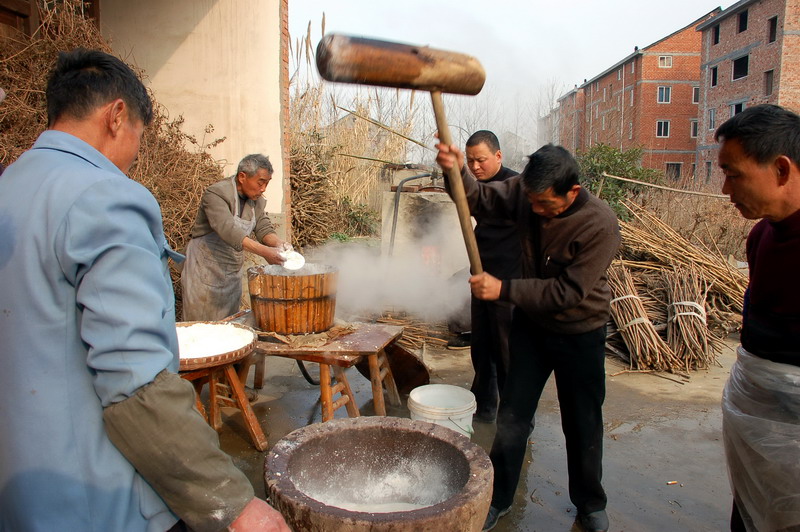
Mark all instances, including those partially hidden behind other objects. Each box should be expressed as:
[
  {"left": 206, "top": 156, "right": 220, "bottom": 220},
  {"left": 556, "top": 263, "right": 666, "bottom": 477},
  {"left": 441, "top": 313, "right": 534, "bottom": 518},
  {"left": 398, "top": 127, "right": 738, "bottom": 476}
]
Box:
[{"left": 99, "top": 0, "right": 286, "bottom": 214}]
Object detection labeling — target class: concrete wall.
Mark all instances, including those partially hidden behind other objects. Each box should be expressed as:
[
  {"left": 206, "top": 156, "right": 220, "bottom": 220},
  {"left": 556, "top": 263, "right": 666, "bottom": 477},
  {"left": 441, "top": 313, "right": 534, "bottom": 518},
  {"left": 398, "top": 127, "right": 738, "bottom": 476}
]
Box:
[{"left": 99, "top": 0, "right": 289, "bottom": 220}]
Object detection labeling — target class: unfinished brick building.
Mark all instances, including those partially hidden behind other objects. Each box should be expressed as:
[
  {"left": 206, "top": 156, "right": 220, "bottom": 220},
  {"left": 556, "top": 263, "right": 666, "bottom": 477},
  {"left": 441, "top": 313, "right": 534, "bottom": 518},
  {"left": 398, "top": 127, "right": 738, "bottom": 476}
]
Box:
[
  {"left": 548, "top": 10, "right": 719, "bottom": 180},
  {"left": 697, "top": 0, "right": 800, "bottom": 184}
]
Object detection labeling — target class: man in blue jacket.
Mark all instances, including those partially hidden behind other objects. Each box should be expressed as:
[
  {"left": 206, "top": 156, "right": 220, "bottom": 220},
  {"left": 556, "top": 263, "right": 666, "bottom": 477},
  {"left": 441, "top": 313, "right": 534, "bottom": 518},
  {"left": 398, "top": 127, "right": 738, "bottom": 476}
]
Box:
[{"left": 0, "top": 48, "right": 288, "bottom": 532}]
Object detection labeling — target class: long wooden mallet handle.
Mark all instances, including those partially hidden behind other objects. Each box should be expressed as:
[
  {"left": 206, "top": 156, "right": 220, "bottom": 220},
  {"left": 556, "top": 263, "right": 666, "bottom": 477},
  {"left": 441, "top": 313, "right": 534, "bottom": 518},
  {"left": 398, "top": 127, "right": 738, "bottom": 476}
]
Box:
[
  {"left": 316, "top": 34, "right": 485, "bottom": 274},
  {"left": 430, "top": 92, "right": 482, "bottom": 274}
]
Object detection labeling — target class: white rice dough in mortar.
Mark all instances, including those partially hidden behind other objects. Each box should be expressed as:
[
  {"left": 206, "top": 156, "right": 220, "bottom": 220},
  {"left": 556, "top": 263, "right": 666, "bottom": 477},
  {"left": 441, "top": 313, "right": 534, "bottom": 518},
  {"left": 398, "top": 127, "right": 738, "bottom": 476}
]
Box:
[{"left": 177, "top": 323, "right": 254, "bottom": 359}]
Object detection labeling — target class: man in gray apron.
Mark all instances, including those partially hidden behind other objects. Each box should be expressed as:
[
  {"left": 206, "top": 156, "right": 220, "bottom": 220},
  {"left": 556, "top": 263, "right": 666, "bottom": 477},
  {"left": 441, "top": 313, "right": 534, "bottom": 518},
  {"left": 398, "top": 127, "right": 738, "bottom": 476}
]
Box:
[{"left": 182, "top": 153, "right": 287, "bottom": 321}]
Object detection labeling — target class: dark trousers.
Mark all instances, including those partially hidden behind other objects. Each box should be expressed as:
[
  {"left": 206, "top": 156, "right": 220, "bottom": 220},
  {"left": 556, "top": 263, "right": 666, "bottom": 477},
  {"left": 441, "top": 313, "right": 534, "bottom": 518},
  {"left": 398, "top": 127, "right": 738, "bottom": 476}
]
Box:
[
  {"left": 489, "top": 310, "right": 607, "bottom": 513},
  {"left": 470, "top": 297, "right": 514, "bottom": 417}
]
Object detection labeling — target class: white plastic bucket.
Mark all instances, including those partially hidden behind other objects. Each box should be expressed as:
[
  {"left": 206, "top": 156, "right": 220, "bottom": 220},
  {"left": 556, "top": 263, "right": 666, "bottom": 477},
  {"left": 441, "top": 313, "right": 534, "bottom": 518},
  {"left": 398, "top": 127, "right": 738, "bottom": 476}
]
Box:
[{"left": 407, "top": 384, "right": 477, "bottom": 438}]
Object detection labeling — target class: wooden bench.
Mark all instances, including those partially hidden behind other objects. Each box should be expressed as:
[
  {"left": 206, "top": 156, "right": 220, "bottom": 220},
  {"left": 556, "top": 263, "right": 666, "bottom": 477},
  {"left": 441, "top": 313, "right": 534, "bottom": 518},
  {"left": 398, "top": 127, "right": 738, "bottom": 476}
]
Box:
[{"left": 256, "top": 323, "right": 403, "bottom": 422}]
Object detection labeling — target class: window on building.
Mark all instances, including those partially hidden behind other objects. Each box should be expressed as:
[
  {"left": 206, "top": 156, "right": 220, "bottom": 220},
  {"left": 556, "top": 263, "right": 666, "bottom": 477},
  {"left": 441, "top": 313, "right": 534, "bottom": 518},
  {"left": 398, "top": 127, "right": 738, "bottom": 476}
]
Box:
[
  {"left": 711, "top": 66, "right": 718, "bottom": 86},
  {"left": 618, "top": 69, "right": 622, "bottom": 80},
  {"left": 629, "top": 122, "right": 633, "bottom": 140},
  {"left": 731, "top": 102, "right": 745, "bottom": 115},
  {"left": 690, "top": 120, "right": 699, "bottom": 138},
  {"left": 765, "top": 69, "right": 775, "bottom": 95},
  {"left": 657, "top": 86, "right": 671, "bottom": 103},
  {"left": 733, "top": 55, "right": 749, "bottom": 80},
  {"left": 712, "top": 24, "right": 720, "bottom": 44},
  {"left": 691, "top": 163, "right": 696, "bottom": 177},
  {"left": 630, "top": 89, "right": 634, "bottom": 106},
  {"left": 768, "top": 16, "right": 778, "bottom": 43},
  {"left": 631, "top": 61, "right": 635, "bottom": 74},
  {"left": 602, "top": 115, "right": 606, "bottom": 130},
  {"left": 666, "top": 163, "right": 682, "bottom": 180},
  {"left": 693, "top": 86, "right": 700, "bottom": 104},
  {"left": 738, "top": 10, "right": 748, "bottom": 33},
  {"left": 659, "top": 56, "right": 673, "bottom": 68},
  {"left": 705, "top": 161, "right": 712, "bottom": 184},
  {"left": 603, "top": 87, "right": 606, "bottom": 102},
  {"left": 709, "top": 108, "right": 716, "bottom": 130},
  {"left": 596, "top": 81, "right": 600, "bottom": 91},
  {"left": 657, "top": 120, "right": 670, "bottom": 137}
]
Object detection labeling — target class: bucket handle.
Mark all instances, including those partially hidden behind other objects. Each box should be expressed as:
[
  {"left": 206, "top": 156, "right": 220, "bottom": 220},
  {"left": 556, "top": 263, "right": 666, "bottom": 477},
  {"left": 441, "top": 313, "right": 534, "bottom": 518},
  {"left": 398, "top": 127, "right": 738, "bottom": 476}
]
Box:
[{"left": 448, "top": 416, "right": 474, "bottom": 437}]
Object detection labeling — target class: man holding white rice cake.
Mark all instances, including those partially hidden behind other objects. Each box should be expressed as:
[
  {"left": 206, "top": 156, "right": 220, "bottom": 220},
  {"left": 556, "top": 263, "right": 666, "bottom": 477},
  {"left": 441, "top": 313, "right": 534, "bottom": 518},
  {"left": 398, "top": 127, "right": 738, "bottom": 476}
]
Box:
[{"left": 181, "top": 153, "right": 291, "bottom": 321}]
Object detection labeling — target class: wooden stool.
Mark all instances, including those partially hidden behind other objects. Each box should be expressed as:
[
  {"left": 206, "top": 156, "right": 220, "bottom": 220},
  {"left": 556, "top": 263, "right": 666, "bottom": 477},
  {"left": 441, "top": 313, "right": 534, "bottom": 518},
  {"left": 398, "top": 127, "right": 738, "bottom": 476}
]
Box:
[
  {"left": 180, "top": 352, "right": 269, "bottom": 451},
  {"left": 368, "top": 348, "right": 401, "bottom": 417},
  {"left": 256, "top": 323, "right": 403, "bottom": 422}
]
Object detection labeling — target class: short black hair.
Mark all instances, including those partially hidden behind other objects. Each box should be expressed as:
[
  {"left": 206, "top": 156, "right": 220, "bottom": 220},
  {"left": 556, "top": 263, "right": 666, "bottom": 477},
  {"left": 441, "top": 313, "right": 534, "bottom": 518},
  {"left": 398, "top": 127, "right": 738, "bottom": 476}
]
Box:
[
  {"left": 715, "top": 104, "right": 800, "bottom": 165},
  {"left": 46, "top": 48, "right": 153, "bottom": 127},
  {"left": 520, "top": 144, "right": 580, "bottom": 196},
  {"left": 466, "top": 130, "right": 500, "bottom": 152}
]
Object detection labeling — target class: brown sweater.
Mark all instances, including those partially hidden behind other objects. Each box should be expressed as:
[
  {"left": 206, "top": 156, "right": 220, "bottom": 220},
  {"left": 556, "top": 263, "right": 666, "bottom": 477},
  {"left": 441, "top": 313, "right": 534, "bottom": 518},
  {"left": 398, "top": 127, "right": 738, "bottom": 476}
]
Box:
[
  {"left": 459, "top": 173, "right": 621, "bottom": 334},
  {"left": 189, "top": 177, "right": 276, "bottom": 251}
]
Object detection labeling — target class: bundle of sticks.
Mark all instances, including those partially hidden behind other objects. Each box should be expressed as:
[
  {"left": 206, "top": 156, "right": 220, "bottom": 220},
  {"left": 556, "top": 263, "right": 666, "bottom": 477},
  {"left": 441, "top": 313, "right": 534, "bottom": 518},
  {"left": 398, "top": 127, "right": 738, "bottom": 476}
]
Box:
[
  {"left": 665, "top": 266, "right": 724, "bottom": 371},
  {"left": 607, "top": 264, "right": 681, "bottom": 372},
  {"left": 375, "top": 313, "right": 449, "bottom": 351},
  {"left": 620, "top": 200, "right": 747, "bottom": 315}
]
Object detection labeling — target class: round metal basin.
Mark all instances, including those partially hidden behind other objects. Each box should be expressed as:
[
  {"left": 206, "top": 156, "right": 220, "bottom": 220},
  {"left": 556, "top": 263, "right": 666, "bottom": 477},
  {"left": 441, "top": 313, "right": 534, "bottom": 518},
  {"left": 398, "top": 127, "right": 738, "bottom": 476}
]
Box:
[{"left": 265, "top": 417, "right": 492, "bottom": 531}]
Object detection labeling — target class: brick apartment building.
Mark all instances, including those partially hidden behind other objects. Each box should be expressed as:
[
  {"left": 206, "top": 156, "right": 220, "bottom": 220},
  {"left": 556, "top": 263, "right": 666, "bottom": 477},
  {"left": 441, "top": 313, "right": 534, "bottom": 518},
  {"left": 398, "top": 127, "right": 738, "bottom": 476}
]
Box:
[
  {"left": 696, "top": 0, "right": 800, "bottom": 183},
  {"left": 545, "top": 11, "right": 719, "bottom": 180}
]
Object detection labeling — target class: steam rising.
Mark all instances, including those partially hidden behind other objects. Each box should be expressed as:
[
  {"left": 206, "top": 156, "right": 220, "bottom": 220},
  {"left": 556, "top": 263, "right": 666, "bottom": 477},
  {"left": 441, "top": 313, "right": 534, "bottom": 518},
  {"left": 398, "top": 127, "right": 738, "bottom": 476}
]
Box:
[{"left": 307, "top": 216, "right": 471, "bottom": 325}]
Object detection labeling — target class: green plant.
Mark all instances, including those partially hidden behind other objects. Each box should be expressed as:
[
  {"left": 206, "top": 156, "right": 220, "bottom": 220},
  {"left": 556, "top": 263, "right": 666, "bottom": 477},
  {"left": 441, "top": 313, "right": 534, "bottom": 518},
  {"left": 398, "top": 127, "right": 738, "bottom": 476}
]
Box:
[
  {"left": 340, "top": 196, "right": 379, "bottom": 236},
  {"left": 577, "top": 144, "right": 662, "bottom": 219},
  {"left": 328, "top": 232, "right": 351, "bottom": 242}
]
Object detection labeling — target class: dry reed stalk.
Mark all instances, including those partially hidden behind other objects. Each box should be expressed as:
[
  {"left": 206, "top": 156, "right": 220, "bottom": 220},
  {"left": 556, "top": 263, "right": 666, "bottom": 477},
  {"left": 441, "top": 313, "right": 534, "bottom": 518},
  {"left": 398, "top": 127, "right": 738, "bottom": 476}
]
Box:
[
  {"left": 664, "top": 267, "right": 723, "bottom": 371},
  {"left": 374, "top": 313, "right": 449, "bottom": 351},
  {"left": 607, "top": 264, "right": 682, "bottom": 372},
  {"left": 287, "top": 28, "right": 420, "bottom": 245},
  {"left": 620, "top": 200, "right": 747, "bottom": 314},
  {"left": 633, "top": 183, "right": 754, "bottom": 262}
]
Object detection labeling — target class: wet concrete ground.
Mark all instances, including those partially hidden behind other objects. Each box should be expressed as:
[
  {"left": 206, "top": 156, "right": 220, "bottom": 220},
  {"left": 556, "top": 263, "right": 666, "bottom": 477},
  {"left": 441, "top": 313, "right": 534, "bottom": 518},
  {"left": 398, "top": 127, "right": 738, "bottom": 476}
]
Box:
[{"left": 216, "top": 337, "right": 737, "bottom": 532}]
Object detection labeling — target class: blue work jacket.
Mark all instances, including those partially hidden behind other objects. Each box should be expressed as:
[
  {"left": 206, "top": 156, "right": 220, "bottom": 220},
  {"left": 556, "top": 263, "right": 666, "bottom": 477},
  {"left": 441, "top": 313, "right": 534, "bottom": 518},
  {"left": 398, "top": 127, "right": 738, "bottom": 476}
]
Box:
[{"left": 0, "top": 130, "right": 182, "bottom": 531}]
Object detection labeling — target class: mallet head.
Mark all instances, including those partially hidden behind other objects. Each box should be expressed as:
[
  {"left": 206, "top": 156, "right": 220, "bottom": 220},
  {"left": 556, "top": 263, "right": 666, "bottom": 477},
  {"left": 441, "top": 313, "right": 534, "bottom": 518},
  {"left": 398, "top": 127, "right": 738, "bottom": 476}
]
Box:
[{"left": 316, "top": 34, "right": 485, "bottom": 96}]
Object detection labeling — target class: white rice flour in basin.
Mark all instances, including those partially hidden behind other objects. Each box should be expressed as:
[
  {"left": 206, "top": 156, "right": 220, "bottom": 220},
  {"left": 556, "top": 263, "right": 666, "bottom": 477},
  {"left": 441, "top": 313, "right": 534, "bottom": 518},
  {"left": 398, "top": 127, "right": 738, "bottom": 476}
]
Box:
[{"left": 177, "top": 323, "right": 254, "bottom": 359}]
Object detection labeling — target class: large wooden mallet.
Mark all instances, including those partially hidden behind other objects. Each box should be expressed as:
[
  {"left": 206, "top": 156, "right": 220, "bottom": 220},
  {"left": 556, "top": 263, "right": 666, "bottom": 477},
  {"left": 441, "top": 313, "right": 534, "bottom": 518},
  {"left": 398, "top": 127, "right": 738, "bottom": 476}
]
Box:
[{"left": 316, "top": 34, "right": 486, "bottom": 274}]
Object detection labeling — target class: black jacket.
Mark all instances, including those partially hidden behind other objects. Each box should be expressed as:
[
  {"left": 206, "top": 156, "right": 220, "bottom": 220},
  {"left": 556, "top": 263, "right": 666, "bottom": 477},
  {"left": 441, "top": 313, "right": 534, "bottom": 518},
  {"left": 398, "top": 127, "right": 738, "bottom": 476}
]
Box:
[{"left": 473, "top": 166, "right": 522, "bottom": 279}]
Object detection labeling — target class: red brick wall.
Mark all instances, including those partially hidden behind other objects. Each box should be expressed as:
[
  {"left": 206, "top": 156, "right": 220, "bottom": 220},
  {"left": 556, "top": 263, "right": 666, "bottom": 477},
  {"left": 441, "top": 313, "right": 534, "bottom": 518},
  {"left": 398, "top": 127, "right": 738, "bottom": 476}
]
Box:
[
  {"left": 553, "top": 13, "right": 716, "bottom": 180},
  {"left": 698, "top": 0, "right": 791, "bottom": 185},
  {"left": 279, "top": 0, "right": 291, "bottom": 240},
  {"left": 558, "top": 89, "right": 584, "bottom": 153}
]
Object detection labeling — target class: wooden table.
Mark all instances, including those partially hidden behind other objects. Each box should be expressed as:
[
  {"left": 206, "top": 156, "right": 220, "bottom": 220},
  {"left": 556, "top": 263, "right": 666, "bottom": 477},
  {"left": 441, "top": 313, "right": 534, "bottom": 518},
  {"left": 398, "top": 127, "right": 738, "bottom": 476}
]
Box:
[{"left": 256, "top": 322, "right": 403, "bottom": 422}]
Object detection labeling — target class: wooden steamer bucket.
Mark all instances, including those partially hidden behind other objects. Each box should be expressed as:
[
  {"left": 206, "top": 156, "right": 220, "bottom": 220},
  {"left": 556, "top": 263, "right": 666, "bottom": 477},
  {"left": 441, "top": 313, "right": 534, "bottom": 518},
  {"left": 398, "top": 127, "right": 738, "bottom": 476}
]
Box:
[{"left": 247, "top": 264, "right": 338, "bottom": 334}]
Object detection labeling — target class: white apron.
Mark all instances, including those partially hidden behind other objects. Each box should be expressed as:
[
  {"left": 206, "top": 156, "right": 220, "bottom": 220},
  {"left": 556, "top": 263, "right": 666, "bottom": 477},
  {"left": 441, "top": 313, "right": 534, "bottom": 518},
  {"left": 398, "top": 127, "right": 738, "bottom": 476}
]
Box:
[
  {"left": 722, "top": 346, "right": 800, "bottom": 532},
  {"left": 181, "top": 176, "right": 256, "bottom": 321}
]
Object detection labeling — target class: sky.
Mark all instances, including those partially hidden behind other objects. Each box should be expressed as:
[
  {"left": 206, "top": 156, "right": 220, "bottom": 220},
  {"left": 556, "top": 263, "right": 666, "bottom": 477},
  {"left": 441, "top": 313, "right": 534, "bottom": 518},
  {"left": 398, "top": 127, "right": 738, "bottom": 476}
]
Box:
[{"left": 288, "top": 0, "right": 728, "bottom": 152}]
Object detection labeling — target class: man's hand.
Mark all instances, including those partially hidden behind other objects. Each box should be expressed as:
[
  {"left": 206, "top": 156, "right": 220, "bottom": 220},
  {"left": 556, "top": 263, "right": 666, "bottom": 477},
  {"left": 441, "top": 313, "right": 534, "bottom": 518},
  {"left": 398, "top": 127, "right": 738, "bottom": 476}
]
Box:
[
  {"left": 262, "top": 246, "right": 285, "bottom": 266},
  {"left": 228, "top": 497, "right": 290, "bottom": 532},
  {"left": 469, "top": 272, "right": 502, "bottom": 301},
  {"left": 435, "top": 141, "right": 464, "bottom": 174}
]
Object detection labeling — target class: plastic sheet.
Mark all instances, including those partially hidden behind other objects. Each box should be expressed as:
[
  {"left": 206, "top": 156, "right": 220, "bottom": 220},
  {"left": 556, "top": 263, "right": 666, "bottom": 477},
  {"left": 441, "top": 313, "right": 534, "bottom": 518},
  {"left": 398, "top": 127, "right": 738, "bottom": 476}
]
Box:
[{"left": 722, "top": 346, "right": 800, "bottom": 532}]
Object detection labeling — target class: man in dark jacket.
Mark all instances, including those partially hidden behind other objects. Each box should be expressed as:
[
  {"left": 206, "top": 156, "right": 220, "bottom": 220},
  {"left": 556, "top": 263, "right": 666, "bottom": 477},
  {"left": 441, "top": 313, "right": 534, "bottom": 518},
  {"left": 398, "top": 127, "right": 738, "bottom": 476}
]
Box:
[
  {"left": 437, "top": 142, "right": 620, "bottom": 532},
  {"left": 462, "top": 130, "right": 521, "bottom": 422}
]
